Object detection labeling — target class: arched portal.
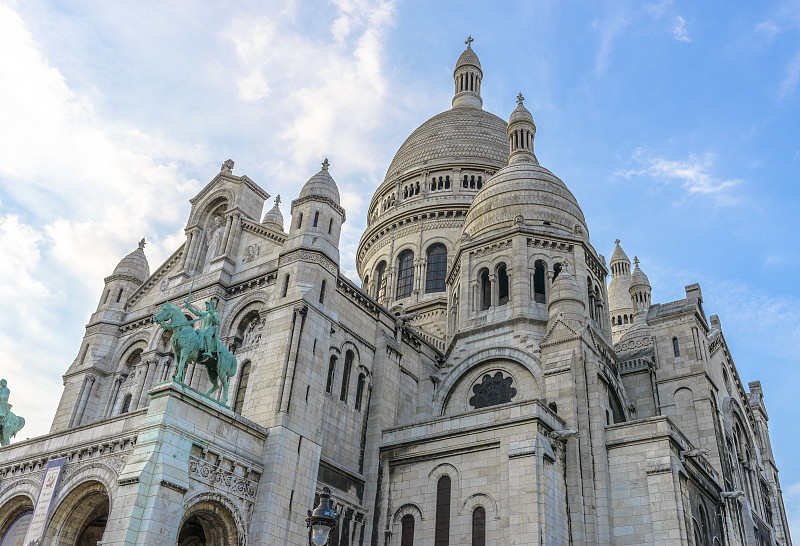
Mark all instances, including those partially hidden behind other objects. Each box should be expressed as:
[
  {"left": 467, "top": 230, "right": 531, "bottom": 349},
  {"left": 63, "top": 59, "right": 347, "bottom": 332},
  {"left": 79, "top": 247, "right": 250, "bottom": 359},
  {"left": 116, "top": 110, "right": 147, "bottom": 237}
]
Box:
[
  {"left": 0, "top": 494, "right": 34, "bottom": 545},
  {"left": 43, "top": 480, "right": 110, "bottom": 545},
  {"left": 177, "top": 498, "right": 241, "bottom": 546}
]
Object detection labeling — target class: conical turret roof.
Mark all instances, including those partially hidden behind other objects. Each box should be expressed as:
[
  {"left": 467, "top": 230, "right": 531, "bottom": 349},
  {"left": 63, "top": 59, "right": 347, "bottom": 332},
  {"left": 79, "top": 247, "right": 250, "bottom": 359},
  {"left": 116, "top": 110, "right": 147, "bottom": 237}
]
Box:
[
  {"left": 111, "top": 239, "right": 150, "bottom": 284},
  {"left": 262, "top": 195, "right": 285, "bottom": 232},
  {"left": 299, "top": 159, "right": 340, "bottom": 205}
]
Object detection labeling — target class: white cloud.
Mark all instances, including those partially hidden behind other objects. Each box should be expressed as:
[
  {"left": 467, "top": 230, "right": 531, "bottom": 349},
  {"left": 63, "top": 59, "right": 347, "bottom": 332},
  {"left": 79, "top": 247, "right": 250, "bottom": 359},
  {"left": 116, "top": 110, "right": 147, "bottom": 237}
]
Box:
[
  {"left": 616, "top": 149, "right": 742, "bottom": 204},
  {"left": 593, "top": 13, "right": 629, "bottom": 75},
  {"left": 672, "top": 15, "right": 691, "bottom": 42},
  {"left": 779, "top": 50, "right": 800, "bottom": 99}
]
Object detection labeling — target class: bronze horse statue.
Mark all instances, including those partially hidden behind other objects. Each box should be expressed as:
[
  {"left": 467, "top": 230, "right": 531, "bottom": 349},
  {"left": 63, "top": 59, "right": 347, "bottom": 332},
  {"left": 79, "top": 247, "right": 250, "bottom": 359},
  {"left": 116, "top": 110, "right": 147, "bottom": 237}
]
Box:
[{"left": 154, "top": 302, "right": 237, "bottom": 406}]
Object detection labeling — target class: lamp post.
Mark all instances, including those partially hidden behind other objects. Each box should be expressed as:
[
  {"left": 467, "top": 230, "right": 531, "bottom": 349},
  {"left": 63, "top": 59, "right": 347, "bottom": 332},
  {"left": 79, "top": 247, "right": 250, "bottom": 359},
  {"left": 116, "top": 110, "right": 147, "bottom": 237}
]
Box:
[{"left": 307, "top": 487, "right": 340, "bottom": 545}]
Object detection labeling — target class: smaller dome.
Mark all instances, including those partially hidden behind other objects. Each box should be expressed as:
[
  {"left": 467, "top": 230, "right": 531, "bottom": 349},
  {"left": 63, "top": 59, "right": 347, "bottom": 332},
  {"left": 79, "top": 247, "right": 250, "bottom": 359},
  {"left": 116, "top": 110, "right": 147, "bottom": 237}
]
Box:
[
  {"left": 629, "top": 257, "right": 651, "bottom": 291},
  {"left": 549, "top": 262, "right": 583, "bottom": 308},
  {"left": 455, "top": 37, "right": 481, "bottom": 72},
  {"left": 610, "top": 239, "right": 630, "bottom": 265},
  {"left": 509, "top": 94, "right": 535, "bottom": 126},
  {"left": 299, "top": 159, "right": 340, "bottom": 205},
  {"left": 111, "top": 238, "right": 150, "bottom": 283},
  {"left": 262, "top": 195, "right": 285, "bottom": 232}
]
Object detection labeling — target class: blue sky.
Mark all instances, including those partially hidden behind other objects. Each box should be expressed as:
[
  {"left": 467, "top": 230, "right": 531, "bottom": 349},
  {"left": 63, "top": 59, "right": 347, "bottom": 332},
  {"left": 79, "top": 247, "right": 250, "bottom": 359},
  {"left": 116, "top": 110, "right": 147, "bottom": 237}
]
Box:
[{"left": 0, "top": 0, "right": 798, "bottom": 533}]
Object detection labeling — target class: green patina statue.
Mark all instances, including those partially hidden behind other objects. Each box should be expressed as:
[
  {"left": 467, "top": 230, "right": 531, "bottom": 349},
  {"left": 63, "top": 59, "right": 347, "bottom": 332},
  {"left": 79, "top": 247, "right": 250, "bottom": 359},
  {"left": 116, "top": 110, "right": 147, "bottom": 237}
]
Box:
[
  {"left": 153, "top": 291, "right": 237, "bottom": 407},
  {"left": 0, "top": 379, "right": 25, "bottom": 447}
]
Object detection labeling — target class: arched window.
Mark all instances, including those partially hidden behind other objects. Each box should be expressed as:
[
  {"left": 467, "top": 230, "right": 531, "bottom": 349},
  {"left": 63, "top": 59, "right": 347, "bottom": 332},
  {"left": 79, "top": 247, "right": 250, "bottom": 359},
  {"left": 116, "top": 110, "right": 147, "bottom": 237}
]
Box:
[
  {"left": 623, "top": 314, "right": 628, "bottom": 324},
  {"left": 233, "top": 361, "right": 251, "bottom": 414},
  {"left": 472, "top": 506, "right": 486, "bottom": 546},
  {"left": 435, "top": 476, "right": 451, "bottom": 546},
  {"left": 120, "top": 394, "right": 132, "bottom": 414},
  {"left": 396, "top": 250, "right": 414, "bottom": 299},
  {"left": 116, "top": 288, "right": 124, "bottom": 303},
  {"left": 533, "top": 260, "right": 546, "bottom": 303},
  {"left": 340, "top": 350, "right": 354, "bottom": 402},
  {"left": 463, "top": 175, "right": 468, "bottom": 188},
  {"left": 400, "top": 514, "right": 415, "bottom": 546},
  {"left": 325, "top": 356, "right": 337, "bottom": 394},
  {"left": 425, "top": 244, "right": 447, "bottom": 293},
  {"left": 444, "top": 176, "right": 450, "bottom": 189},
  {"left": 617, "top": 314, "right": 622, "bottom": 325},
  {"left": 355, "top": 373, "right": 366, "bottom": 411},
  {"left": 313, "top": 211, "right": 319, "bottom": 228},
  {"left": 497, "top": 263, "right": 509, "bottom": 306},
  {"left": 319, "top": 280, "right": 326, "bottom": 304},
  {"left": 612, "top": 316, "right": 616, "bottom": 325},
  {"left": 479, "top": 268, "right": 490, "bottom": 310},
  {"left": 282, "top": 274, "right": 290, "bottom": 297},
  {"left": 673, "top": 337, "right": 680, "bottom": 357},
  {"left": 553, "top": 263, "right": 562, "bottom": 282},
  {"left": 375, "top": 261, "right": 387, "bottom": 303}
]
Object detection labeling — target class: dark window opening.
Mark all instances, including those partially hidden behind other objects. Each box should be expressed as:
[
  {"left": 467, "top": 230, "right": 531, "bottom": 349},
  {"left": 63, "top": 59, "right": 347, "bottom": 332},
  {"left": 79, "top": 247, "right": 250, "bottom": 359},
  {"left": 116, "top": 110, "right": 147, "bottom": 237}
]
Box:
[
  {"left": 355, "top": 373, "right": 366, "bottom": 411},
  {"left": 297, "top": 212, "right": 303, "bottom": 229},
  {"left": 282, "top": 274, "right": 290, "bottom": 297},
  {"left": 233, "top": 361, "right": 251, "bottom": 414},
  {"left": 313, "top": 211, "right": 319, "bottom": 228},
  {"left": 116, "top": 288, "right": 123, "bottom": 303},
  {"left": 120, "top": 394, "right": 132, "bottom": 414},
  {"left": 329, "top": 218, "right": 334, "bottom": 234},
  {"left": 553, "top": 263, "right": 562, "bottom": 281},
  {"left": 425, "top": 244, "right": 447, "bottom": 293},
  {"left": 319, "top": 280, "right": 326, "bottom": 304},
  {"left": 375, "top": 261, "right": 387, "bottom": 303},
  {"left": 673, "top": 337, "right": 680, "bottom": 357},
  {"left": 469, "top": 371, "right": 517, "bottom": 409},
  {"left": 435, "top": 476, "right": 451, "bottom": 546},
  {"left": 497, "top": 263, "right": 509, "bottom": 305},
  {"left": 533, "top": 260, "right": 546, "bottom": 303},
  {"left": 325, "top": 356, "right": 337, "bottom": 393},
  {"left": 396, "top": 250, "right": 414, "bottom": 299},
  {"left": 472, "top": 506, "right": 486, "bottom": 546},
  {"left": 401, "top": 514, "right": 415, "bottom": 546},
  {"left": 340, "top": 350, "right": 354, "bottom": 402},
  {"left": 480, "top": 268, "right": 490, "bottom": 310}
]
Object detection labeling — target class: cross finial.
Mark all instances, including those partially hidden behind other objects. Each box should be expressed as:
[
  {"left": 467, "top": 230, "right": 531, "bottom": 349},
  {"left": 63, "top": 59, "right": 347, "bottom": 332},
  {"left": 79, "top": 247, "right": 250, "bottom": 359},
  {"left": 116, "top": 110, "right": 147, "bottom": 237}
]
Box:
[
  {"left": 275, "top": 195, "right": 281, "bottom": 206},
  {"left": 465, "top": 35, "right": 474, "bottom": 48},
  {"left": 634, "top": 256, "right": 640, "bottom": 267},
  {"left": 517, "top": 93, "right": 525, "bottom": 105},
  {"left": 138, "top": 238, "right": 146, "bottom": 250},
  {"left": 322, "top": 158, "right": 330, "bottom": 171},
  {"left": 615, "top": 238, "right": 620, "bottom": 245}
]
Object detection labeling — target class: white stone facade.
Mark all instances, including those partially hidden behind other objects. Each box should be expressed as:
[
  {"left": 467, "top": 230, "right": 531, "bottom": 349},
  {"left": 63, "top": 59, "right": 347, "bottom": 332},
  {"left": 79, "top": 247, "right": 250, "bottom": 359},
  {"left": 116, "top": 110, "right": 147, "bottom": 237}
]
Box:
[{"left": 0, "top": 43, "right": 793, "bottom": 546}]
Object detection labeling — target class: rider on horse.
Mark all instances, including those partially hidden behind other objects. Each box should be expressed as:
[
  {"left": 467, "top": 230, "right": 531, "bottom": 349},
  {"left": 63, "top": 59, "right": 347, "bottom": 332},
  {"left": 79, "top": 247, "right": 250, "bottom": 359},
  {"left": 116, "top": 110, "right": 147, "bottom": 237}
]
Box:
[{"left": 186, "top": 299, "right": 220, "bottom": 361}]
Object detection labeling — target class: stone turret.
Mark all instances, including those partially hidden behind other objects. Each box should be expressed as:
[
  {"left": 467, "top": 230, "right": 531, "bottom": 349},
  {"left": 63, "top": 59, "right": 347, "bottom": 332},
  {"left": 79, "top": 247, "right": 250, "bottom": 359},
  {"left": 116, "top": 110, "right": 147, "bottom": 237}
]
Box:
[
  {"left": 452, "top": 36, "right": 483, "bottom": 108},
  {"left": 262, "top": 195, "right": 285, "bottom": 232},
  {"left": 98, "top": 238, "right": 150, "bottom": 312},
  {"left": 507, "top": 94, "right": 539, "bottom": 165},
  {"left": 547, "top": 261, "right": 586, "bottom": 330},
  {"left": 608, "top": 239, "right": 634, "bottom": 343}
]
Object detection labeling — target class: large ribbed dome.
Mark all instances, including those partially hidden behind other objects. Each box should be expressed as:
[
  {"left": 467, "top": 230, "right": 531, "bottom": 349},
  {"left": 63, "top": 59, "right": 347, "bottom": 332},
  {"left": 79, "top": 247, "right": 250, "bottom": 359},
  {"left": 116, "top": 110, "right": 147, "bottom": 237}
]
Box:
[
  {"left": 383, "top": 108, "right": 508, "bottom": 181},
  {"left": 463, "top": 163, "right": 587, "bottom": 240}
]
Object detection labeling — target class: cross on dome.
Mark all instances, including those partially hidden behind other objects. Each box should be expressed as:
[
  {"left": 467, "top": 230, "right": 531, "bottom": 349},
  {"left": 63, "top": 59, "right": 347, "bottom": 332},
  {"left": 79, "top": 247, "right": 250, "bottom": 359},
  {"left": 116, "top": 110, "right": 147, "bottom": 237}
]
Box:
[
  {"left": 615, "top": 238, "right": 621, "bottom": 245},
  {"left": 634, "top": 256, "right": 640, "bottom": 267},
  {"left": 275, "top": 195, "right": 281, "bottom": 206},
  {"left": 465, "top": 35, "right": 474, "bottom": 48},
  {"left": 138, "top": 238, "right": 146, "bottom": 250},
  {"left": 322, "top": 158, "right": 330, "bottom": 171},
  {"left": 517, "top": 93, "right": 525, "bottom": 105}
]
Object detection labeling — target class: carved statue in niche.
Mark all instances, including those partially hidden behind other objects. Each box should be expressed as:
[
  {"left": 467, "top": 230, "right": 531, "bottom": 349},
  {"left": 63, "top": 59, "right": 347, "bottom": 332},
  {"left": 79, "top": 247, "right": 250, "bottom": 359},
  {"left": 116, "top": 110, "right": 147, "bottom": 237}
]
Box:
[
  {"left": 202, "top": 216, "right": 224, "bottom": 272},
  {"left": 469, "top": 371, "right": 517, "bottom": 409},
  {"left": 241, "top": 319, "right": 261, "bottom": 348}
]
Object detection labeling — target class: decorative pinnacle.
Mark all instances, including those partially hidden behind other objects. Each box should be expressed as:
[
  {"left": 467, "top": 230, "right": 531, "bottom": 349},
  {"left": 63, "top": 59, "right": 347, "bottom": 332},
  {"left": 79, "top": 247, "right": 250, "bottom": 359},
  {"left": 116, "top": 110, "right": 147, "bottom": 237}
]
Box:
[
  {"left": 517, "top": 93, "right": 525, "bottom": 105},
  {"left": 322, "top": 158, "right": 330, "bottom": 171},
  {"left": 138, "top": 238, "right": 146, "bottom": 250},
  {"left": 275, "top": 195, "right": 281, "bottom": 206},
  {"left": 634, "top": 256, "right": 640, "bottom": 267},
  {"left": 465, "top": 35, "right": 474, "bottom": 48},
  {"left": 615, "top": 238, "right": 621, "bottom": 245}
]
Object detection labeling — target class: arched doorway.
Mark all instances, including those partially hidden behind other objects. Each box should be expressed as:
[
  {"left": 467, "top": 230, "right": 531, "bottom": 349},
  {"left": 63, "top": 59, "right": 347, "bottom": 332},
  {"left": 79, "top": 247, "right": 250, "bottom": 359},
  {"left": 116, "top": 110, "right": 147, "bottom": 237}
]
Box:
[
  {"left": 0, "top": 494, "right": 34, "bottom": 546},
  {"left": 177, "top": 498, "right": 241, "bottom": 546},
  {"left": 43, "top": 480, "right": 110, "bottom": 545}
]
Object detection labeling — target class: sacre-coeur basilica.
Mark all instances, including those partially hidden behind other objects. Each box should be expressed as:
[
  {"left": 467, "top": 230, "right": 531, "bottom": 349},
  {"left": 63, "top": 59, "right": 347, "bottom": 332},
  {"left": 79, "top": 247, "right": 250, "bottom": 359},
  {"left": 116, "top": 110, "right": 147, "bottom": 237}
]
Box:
[{"left": 0, "top": 40, "right": 792, "bottom": 546}]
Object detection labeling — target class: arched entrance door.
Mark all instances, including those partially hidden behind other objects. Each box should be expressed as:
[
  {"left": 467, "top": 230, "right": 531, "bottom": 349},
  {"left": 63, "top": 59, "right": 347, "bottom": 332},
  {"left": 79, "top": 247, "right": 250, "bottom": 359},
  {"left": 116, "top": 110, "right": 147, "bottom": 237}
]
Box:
[
  {"left": 177, "top": 499, "right": 240, "bottom": 546},
  {"left": 0, "top": 495, "right": 34, "bottom": 546},
  {"left": 42, "top": 480, "right": 110, "bottom": 545}
]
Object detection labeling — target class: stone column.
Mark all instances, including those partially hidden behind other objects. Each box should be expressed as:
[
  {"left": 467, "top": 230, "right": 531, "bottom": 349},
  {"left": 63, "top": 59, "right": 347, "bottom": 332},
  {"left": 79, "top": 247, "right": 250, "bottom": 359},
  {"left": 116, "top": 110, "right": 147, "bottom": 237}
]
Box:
[
  {"left": 224, "top": 213, "right": 242, "bottom": 256},
  {"left": 177, "top": 230, "right": 194, "bottom": 272},
  {"left": 186, "top": 227, "right": 203, "bottom": 273},
  {"left": 75, "top": 374, "right": 96, "bottom": 426},
  {"left": 132, "top": 361, "right": 151, "bottom": 410},
  {"left": 104, "top": 377, "right": 123, "bottom": 418}
]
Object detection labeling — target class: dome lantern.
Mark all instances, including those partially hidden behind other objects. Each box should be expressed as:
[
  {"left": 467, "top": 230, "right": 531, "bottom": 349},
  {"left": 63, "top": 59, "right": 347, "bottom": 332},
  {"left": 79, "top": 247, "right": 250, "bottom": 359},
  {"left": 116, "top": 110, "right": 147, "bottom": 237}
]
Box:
[
  {"left": 452, "top": 36, "right": 484, "bottom": 109},
  {"left": 507, "top": 93, "right": 538, "bottom": 165}
]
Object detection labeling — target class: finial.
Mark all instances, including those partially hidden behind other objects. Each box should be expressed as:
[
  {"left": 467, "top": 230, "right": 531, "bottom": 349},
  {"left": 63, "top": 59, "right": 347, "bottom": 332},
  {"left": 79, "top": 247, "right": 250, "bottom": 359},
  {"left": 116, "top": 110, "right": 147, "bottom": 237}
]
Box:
[
  {"left": 615, "top": 238, "right": 621, "bottom": 245},
  {"left": 465, "top": 35, "right": 474, "bottom": 48},
  {"left": 517, "top": 93, "right": 525, "bottom": 105},
  {"left": 221, "top": 159, "right": 235, "bottom": 173},
  {"left": 634, "top": 256, "right": 640, "bottom": 267},
  {"left": 138, "top": 238, "right": 146, "bottom": 250},
  {"left": 322, "top": 158, "right": 330, "bottom": 171},
  {"left": 275, "top": 195, "right": 281, "bottom": 206}
]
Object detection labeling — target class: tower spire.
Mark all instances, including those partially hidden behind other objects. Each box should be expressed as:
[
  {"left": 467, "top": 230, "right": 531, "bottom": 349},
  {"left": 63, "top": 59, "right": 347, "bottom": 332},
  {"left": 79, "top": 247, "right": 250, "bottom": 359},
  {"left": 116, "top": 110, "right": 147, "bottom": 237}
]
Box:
[{"left": 452, "top": 38, "right": 483, "bottom": 109}]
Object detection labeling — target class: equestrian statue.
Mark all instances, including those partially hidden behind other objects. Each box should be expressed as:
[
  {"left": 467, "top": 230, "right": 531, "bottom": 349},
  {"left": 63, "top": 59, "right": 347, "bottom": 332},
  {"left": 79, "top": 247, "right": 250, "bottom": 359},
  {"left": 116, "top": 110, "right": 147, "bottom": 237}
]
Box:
[
  {"left": 153, "top": 283, "right": 237, "bottom": 406},
  {"left": 0, "top": 379, "right": 25, "bottom": 447}
]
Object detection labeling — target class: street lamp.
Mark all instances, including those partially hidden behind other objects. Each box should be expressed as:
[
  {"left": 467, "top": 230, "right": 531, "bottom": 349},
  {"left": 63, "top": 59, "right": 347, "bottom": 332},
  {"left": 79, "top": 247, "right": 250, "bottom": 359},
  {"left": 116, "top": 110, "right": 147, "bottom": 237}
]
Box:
[{"left": 307, "top": 486, "right": 340, "bottom": 545}]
